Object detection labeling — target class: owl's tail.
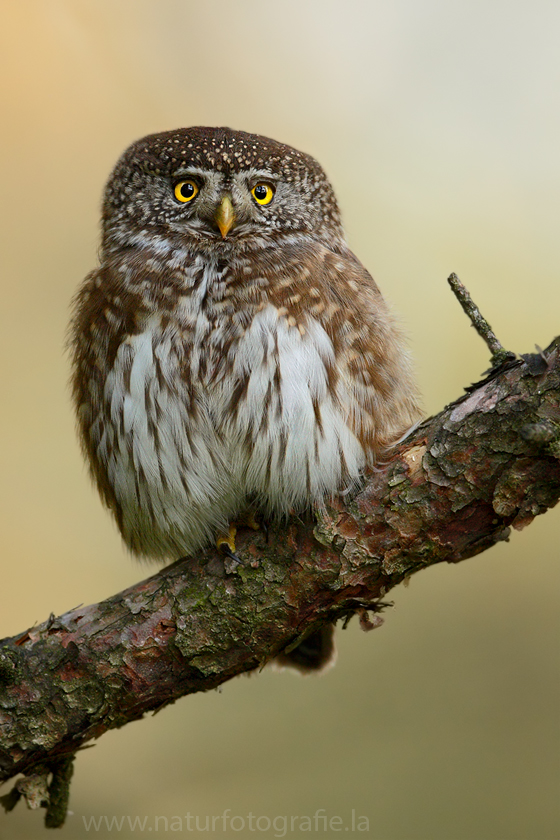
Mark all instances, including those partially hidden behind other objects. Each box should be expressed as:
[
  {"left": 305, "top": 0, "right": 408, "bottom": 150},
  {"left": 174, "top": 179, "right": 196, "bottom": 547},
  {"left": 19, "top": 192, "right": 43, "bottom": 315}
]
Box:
[{"left": 274, "top": 625, "right": 336, "bottom": 674}]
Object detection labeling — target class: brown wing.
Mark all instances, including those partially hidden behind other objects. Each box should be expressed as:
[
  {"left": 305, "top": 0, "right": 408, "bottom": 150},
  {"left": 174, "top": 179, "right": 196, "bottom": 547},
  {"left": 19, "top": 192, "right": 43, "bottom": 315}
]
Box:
[{"left": 234, "top": 239, "right": 422, "bottom": 460}]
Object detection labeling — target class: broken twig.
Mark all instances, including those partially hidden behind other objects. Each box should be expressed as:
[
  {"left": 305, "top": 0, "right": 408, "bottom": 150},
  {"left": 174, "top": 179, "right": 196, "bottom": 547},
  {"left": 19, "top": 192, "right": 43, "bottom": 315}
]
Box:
[{"left": 447, "top": 272, "right": 516, "bottom": 366}]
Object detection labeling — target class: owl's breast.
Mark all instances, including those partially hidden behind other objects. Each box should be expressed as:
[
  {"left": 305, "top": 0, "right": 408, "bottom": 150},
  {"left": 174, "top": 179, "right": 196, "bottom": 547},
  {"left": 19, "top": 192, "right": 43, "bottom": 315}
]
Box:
[
  {"left": 208, "top": 302, "right": 368, "bottom": 513},
  {"left": 82, "top": 309, "right": 240, "bottom": 557}
]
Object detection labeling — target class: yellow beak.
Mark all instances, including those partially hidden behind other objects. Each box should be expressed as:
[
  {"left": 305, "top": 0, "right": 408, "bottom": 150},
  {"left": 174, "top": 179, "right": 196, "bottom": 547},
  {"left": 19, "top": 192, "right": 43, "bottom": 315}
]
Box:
[{"left": 215, "top": 195, "right": 235, "bottom": 238}]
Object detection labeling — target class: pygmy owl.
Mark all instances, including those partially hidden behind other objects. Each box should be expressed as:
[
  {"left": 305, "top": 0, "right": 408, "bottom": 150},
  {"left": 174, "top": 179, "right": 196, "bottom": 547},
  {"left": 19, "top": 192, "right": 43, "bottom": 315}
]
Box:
[{"left": 70, "top": 126, "right": 420, "bottom": 579}]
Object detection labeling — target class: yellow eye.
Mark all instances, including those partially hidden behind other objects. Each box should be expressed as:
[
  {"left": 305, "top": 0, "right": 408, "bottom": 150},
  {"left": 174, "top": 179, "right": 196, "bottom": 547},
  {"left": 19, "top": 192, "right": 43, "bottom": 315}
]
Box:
[
  {"left": 174, "top": 180, "right": 199, "bottom": 203},
  {"left": 251, "top": 183, "right": 275, "bottom": 206}
]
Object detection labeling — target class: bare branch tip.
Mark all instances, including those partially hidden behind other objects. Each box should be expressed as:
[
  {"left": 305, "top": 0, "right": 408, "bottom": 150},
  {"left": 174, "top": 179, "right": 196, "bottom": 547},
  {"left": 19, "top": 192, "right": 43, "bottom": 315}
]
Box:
[{"left": 447, "top": 273, "right": 516, "bottom": 367}]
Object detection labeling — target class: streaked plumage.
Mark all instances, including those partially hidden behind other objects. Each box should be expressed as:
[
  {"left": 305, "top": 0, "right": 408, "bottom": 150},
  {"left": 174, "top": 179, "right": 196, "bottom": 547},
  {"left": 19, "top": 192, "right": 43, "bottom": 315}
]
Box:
[{"left": 70, "top": 127, "right": 421, "bottom": 561}]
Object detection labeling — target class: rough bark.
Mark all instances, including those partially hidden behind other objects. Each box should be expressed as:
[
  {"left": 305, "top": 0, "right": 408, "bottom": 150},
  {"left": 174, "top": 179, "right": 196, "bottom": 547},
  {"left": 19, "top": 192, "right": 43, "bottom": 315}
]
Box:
[{"left": 1, "top": 335, "right": 560, "bottom": 825}]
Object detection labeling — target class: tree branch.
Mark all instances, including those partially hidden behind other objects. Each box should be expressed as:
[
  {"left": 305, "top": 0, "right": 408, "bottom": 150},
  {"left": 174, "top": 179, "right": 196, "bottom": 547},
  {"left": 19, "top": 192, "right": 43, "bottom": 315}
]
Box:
[{"left": 2, "top": 329, "right": 560, "bottom": 825}]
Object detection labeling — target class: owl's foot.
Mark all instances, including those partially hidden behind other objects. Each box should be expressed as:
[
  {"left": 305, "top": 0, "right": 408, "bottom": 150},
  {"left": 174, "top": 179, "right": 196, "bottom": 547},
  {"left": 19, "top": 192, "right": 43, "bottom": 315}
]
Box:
[
  {"left": 242, "top": 511, "right": 261, "bottom": 533},
  {"left": 216, "top": 524, "right": 240, "bottom": 563},
  {"left": 238, "top": 510, "right": 269, "bottom": 542},
  {"left": 216, "top": 512, "right": 265, "bottom": 564}
]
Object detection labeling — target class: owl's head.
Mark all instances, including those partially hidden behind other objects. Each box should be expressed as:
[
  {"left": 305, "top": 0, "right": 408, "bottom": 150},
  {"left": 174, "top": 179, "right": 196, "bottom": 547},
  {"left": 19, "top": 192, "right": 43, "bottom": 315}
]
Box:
[{"left": 101, "top": 127, "right": 344, "bottom": 256}]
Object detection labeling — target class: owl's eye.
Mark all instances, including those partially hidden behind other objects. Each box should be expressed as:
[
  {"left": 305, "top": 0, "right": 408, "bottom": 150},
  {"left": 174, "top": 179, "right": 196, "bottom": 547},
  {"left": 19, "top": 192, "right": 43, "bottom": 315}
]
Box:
[
  {"left": 251, "top": 183, "right": 275, "bottom": 206},
  {"left": 173, "top": 180, "right": 199, "bottom": 203}
]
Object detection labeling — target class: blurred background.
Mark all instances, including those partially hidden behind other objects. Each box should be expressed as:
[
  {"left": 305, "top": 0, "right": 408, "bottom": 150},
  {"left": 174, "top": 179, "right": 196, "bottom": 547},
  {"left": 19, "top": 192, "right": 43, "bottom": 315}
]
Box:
[{"left": 1, "top": 1, "right": 559, "bottom": 838}]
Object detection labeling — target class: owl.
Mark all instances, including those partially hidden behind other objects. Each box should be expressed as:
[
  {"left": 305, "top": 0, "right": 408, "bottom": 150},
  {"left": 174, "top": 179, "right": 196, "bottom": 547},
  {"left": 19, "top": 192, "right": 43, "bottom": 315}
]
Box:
[{"left": 70, "top": 127, "right": 420, "bottom": 569}]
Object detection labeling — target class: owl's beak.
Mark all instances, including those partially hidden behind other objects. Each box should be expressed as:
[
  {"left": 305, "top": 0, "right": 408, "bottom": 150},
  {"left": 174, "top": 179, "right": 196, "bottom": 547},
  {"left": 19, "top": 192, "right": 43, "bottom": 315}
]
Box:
[{"left": 215, "top": 195, "right": 236, "bottom": 238}]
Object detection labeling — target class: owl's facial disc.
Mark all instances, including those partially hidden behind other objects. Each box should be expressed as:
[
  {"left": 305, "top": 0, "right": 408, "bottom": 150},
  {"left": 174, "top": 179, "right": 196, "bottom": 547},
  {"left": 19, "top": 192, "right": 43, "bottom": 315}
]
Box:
[
  {"left": 101, "top": 129, "right": 347, "bottom": 256},
  {"left": 215, "top": 195, "right": 235, "bottom": 238},
  {"left": 162, "top": 164, "right": 285, "bottom": 246}
]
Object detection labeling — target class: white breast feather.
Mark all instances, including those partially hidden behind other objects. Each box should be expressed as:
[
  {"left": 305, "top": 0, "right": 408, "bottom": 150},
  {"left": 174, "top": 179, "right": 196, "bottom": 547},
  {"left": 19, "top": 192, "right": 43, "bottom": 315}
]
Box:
[
  {"left": 101, "top": 316, "right": 237, "bottom": 558},
  {"left": 99, "top": 302, "right": 366, "bottom": 558},
  {"left": 224, "top": 305, "right": 366, "bottom": 514}
]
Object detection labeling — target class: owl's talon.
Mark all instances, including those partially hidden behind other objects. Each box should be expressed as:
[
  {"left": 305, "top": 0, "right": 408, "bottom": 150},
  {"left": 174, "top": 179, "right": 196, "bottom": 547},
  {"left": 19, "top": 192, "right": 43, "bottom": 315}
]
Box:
[
  {"left": 260, "top": 520, "right": 269, "bottom": 543},
  {"left": 216, "top": 523, "right": 238, "bottom": 557},
  {"left": 219, "top": 544, "right": 241, "bottom": 565}
]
